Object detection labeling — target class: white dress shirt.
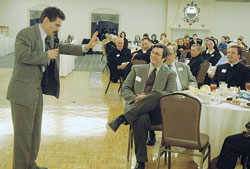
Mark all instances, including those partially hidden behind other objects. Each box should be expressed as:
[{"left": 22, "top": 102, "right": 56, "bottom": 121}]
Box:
[{"left": 167, "top": 61, "right": 182, "bottom": 91}]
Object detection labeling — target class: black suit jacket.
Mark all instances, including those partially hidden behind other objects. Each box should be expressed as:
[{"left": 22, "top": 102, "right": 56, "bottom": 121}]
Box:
[
  {"left": 107, "top": 48, "right": 132, "bottom": 82},
  {"left": 202, "top": 50, "right": 221, "bottom": 66},
  {"left": 132, "top": 47, "right": 152, "bottom": 63},
  {"left": 212, "top": 63, "right": 250, "bottom": 90},
  {"left": 188, "top": 54, "right": 204, "bottom": 77}
]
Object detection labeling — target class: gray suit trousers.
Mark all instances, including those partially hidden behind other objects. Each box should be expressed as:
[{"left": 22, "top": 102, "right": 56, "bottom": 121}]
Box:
[
  {"left": 123, "top": 91, "right": 162, "bottom": 162},
  {"left": 11, "top": 89, "right": 43, "bottom": 169}
]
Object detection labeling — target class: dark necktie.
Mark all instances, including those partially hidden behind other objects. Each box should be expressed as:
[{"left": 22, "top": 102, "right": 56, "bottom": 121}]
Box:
[
  {"left": 144, "top": 68, "right": 157, "bottom": 94},
  {"left": 45, "top": 36, "right": 50, "bottom": 52}
]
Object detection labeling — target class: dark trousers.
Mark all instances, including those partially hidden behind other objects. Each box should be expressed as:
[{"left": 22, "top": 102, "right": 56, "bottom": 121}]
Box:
[
  {"left": 217, "top": 133, "right": 250, "bottom": 169},
  {"left": 124, "top": 91, "right": 162, "bottom": 162},
  {"left": 11, "top": 89, "right": 43, "bottom": 169}
]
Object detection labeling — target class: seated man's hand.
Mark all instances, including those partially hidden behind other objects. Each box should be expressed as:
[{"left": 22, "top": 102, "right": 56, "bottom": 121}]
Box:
[
  {"left": 134, "top": 93, "right": 146, "bottom": 103},
  {"left": 85, "top": 31, "right": 99, "bottom": 50},
  {"left": 118, "top": 62, "right": 129, "bottom": 70},
  {"left": 48, "top": 49, "right": 59, "bottom": 59}
]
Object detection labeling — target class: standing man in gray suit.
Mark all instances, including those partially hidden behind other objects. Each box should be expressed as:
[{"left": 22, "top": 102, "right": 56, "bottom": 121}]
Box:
[
  {"left": 108, "top": 44, "right": 177, "bottom": 169},
  {"left": 6, "top": 7, "right": 99, "bottom": 169}
]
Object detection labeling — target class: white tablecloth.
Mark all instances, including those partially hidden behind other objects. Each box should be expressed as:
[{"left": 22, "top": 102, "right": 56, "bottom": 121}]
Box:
[
  {"left": 200, "top": 102, "right": 250, "bottom": 157},
  {"left": 59, "top": 54, "right": 76, "bottom": 77},
  {"left": 0, "top": 36, "right": 15, "bottom": 57}
]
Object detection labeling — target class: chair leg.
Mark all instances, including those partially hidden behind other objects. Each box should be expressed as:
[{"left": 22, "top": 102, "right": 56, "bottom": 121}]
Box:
[
  {"left": 208, "top": 144, "right": 211, "bottom": 169},
  {"left": 156, "top": 146, "right": 163, "bottom": 169},
  {"left": 200, "top": 154, "right": 204, "bottom": 169},
  {"left": 102, "top": 63, "right": 108, "bottom": 72},
  {"left": 164, "top": 152, "right": 167, "bottom": 164},
  {"left": 118, "top": 78, "right": 123, "bottom": 93},
  {"left": 105, "top": 80, "right": 111, "bottom": 94},
  {"left": 101, "top": 54, "right": 104, "bottom": 61},
  {"left": 168, "top": 147, "right": 171, "bottom": 169},
  {"left": 127, "top": 127, "right": 132, "bottom": 162}
]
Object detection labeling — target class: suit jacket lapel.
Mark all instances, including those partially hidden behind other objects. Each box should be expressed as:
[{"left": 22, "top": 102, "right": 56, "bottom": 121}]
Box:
[
  {"left": 153, "top": 65, "right": 167, "bottom": 90},
  {"left": 140, "top": 65, "right": 149, "bottom": 93},
  {"left": 34, "top": 24, "right": 44, "bottom": 73}
]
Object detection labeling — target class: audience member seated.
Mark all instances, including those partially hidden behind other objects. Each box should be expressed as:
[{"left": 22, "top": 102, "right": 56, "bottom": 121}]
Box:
[
  {"left": 132, "top": 37, "right": 153, "bottom": 64},
  {"left": 162, "top": 38, "right": 171, "bottom": 47},
  {"left": 108, "top": 44, "right": 177, "bottom": 169},
  {"left": 105, "top": 34, "right": 117, "bottom": 56},
  {"left": 123, "top": 37, "right": 153, "bottom": 79},
  {"left": 151, "top": 34, "right": 159, "bottom": 44},
  {"left": 133, "top": 35, "right": 141, "bottom": 46},
  {"left": 218, "top": 36, "right": 228, "bottom": 51},
  {"left": 238, "top": 35, "right": 248, "bottom": 49},
  {"left": 176, "top": 37, "right": 187, "bottom": 58},
  {"left": 159, "top": 33, "right": 167, "bottom": 43},
  {"left": 190, "top": 33, "right": 203, "bottom": 46},
  {"left": 225, "top": 35, "right": 231, "bottom": 44},
  {"left": 188, "top": 44, "right": 204, "bottom": 77},
  {"left": 237, "top": 38, "right": 247, "bottom": 51},
  {"left": 142, "top": 33, "right": 149, "bottom": 38},
  {"left": 166, "top": 46, "right": 197, "bottom": 90},
  {"left": 201, "top": 37, "right": 209, "bottom": 52},
  {"left": 211, "top": 121, "right": 250, "bottom": 169},
  {"left": 120, "top": 31, "right": 128, "bottom": 49},
  {"left": 202, "top": 39, "right": 222, "bottom": 66},
  {"left": 211, "top": 45, "right": 250, "bottom": 90},
  {"left": 101, "top": 33, "right": 110, "bottom": 55},
  {"left": 107, "top": 38, "right": 132, "bottom": 83},
  {"left": 184, "top": 34, "right": 190, "bottom": 50}
]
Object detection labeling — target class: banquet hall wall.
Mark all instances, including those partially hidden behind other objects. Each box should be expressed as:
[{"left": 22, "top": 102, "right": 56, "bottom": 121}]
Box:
[{"left": 0, "top": 0, "right": 250, "bottom": 45}]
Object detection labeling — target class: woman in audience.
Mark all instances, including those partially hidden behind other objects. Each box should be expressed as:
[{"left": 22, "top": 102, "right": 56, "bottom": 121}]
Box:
[
  {"left": 176, "top": 38, "right": 186, "bottom": 58},
  {"left": 218, "top": 36, "right": 228, "bottom": 51},
  {"left": 159, "top": 33, "right": 167, "bottom": 43},
  {"left": 202, "top": 39, "right": 221, "bottom": 66},
  {"left": 120, "top": 31, "right": 128, "bottom": 49},
  {"left": 133, "top": 35, "right": 141, "bottom": 46},
  {"left": 151, "top": 34, "right": 159, "bottom": 44},
  {"left": 201, "top": 37, "right": 209, "bottom": 52},
  {"left": 184, "top": 35, "right": 190, "bottom": 50}
]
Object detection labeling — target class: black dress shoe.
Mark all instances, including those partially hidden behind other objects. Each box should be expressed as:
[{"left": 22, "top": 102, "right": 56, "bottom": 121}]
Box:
[
  {"left": 108, "top": 117, "right": 124, "bottom": 132},
  {"left": 146, "top": 134, "right": 156, "bottom": 146},
  {"left": 134, "top": 162, "right": 145, "bottom": 169}
]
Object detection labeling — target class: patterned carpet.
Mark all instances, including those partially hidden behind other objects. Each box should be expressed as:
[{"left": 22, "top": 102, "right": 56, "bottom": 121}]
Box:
[{"left": 0, "top": 53, "right": 108, "bottom": 72}]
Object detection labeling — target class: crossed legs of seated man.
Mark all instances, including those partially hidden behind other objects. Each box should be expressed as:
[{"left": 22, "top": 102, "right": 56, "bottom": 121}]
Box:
[{"left": 108, "top": 91, "right": 162, "bottom": 169}]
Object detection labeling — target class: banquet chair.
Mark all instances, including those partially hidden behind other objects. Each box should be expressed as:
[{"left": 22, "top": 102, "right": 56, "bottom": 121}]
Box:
[
  {"left": 131, "top": 58, "right": 147, "bottom": 65},
  {"left": 196, "top": 60, "right": 210, "bottom": 87},
  {"left": 105, "top": 77, "right": 123, "bottom": 94},
  {"left": 242, "top": 51, "right": 250, "bottom": 66},
  {"left": 156, "top": 93, "right": 211, "bottom": 169}
]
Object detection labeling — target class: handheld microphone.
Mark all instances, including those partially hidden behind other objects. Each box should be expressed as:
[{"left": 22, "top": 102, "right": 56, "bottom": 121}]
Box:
[{"left": 52, "top": 33, "right": 59, "bottom": 62}]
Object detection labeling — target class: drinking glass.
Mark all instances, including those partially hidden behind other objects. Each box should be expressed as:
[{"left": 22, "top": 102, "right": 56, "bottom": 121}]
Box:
[
  {"left": 210, "top": 83, "right": 217, "bottom": 92},
  {"left": 245, "top": 82, "right": 250, "bottom": 91}
]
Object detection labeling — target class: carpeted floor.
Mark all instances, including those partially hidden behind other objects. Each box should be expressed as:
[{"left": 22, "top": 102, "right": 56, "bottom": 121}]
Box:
[{"left": 0, "top": 53, "right": 108, "bottom": 72}]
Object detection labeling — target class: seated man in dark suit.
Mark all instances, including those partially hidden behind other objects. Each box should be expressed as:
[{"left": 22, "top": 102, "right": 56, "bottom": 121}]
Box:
[
  {"left": 188, "top": 44, "right": 204, "bottom": 77},
  {"left": 124, "top": 37, "right": 153, "bottom": 79},
  {"left": 107, "top": 38, "right": 132, "bottom": 83},
  {"left": 108, "top": 44, "right": 177, "bottom": 169},
  {"left": 211, "top": 45, "right": 250, "bottom": 90},
  {"left": 190, "top": 33, "right": 203, "bottom": 46},
  {"left": 211, "top": 121, "right": 250, "bottom": 169}
]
